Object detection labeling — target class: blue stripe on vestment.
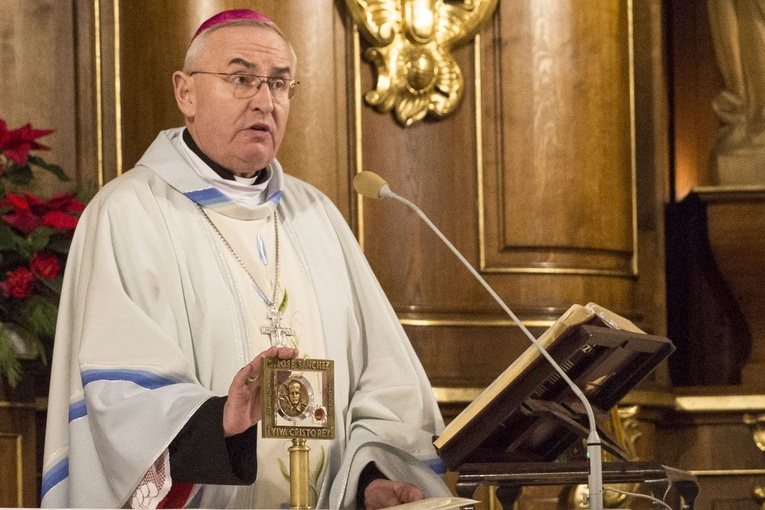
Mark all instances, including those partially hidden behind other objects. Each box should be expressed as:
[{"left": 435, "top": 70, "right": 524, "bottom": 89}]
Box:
[
  {"left": 45, "top": 370, "right": 179, "bottom": 501},
  {"left": 184, "top": 188, "right": 229, "bottom": 206},
  {"left": 68, "top": 400, "right": 87, "bottom": 422},
  {"left": 424, "top": 457, "right": 447, "bottom": 475},
  {"left": 81, "top": 368, "right": 178, "bottom": 390},
  {"left": 41, "top": 457, "right": 68, "bottom": 500},
  {"left": 267, "top": 189, "right": 283, "bottom": 204}
]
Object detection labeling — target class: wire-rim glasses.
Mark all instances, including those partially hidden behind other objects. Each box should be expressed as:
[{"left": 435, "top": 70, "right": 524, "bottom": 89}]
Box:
[{"left": 189, "top": 71, "right": 299, "bottom": 100}]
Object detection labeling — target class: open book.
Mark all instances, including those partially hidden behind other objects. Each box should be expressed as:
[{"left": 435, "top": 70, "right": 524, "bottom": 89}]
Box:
[{"left": 433, "top": 303, "right": 673, "bottom": 469}]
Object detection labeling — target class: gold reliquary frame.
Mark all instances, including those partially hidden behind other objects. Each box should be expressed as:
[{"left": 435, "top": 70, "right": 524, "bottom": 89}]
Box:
[{"left": 345, "top": 0, "right": 498, "bottom": 127}]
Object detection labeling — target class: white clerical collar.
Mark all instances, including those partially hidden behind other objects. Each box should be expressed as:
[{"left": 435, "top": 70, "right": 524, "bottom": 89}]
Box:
[
  {"left": 233, "top": 174, "right": 259, "bottom": 185},
  {"left": 175, "top": 134, "right": 273, "bottom": 210}
]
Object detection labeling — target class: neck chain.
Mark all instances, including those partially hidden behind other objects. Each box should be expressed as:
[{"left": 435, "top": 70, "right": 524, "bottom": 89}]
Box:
[{"left": 198, "top": 205, "right": 294, "bottom": 347}]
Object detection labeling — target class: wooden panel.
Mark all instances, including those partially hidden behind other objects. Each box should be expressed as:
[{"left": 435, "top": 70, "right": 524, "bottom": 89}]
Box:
[
  {"left": 656, "top": 393, "right": 765, "bottom": 509},
  {"left": 631, "top": 0, "right": 671, "bottom": 341},
  {"left": 358, "top": 40, "right": 485, "bottom": 315},
  {"left": 118, "top": 0, "right": 190, "bottom": 170},
  {"left": 0, "top": 0, "right": 80, "bottom": 196},
  {"left": 0, "top": 433, "right": 23, "bottom": 507},
  {"left": 0, "top": 376, "right": 38, "bottom": 508},
  {"left": 690, "top": 476, "right": 761, "bottom": 510},
  {"left": 696, "top": 188, "right": 765, "bottom": 391},
  {"left": 405, "top": 324, "right": 548, "bottom": 388},
  {"left": 480, "top": 0, "right": 635, "bottom": 276}
]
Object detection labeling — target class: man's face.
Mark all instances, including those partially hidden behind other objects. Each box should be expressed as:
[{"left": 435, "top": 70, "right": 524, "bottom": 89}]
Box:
[
  {"left": 289, "top": 382, "right": 301, "bottom": 405},
  {"left": 180, "top": 25, "right": 293, "bottom": 177}
]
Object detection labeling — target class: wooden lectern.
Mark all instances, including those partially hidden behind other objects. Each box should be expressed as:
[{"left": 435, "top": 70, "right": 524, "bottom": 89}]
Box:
[{"left": 433, "top": 305, "right": 699, "bottom": 509}]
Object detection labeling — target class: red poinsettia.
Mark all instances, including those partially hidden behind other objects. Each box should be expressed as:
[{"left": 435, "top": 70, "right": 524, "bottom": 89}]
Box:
[
  {"left": 0, "top": 120, "right": 53, "bottom": 166},
  {"left": 0, "top": 190, "right": 81, "bottom": 300},
  {"left": 0, "top": 118, "right": 87, "bottom": 387},
  {"left": 1, "top": 191, "right": 84, "bottom": 234},
  {"left": 0, "top": 267, "right": 36, "bottom": 299},
  {"left": 31, "top": 252, "right": 61, "bottom": 280},
  {"left": 0, "top": 190, "right": 83, "bottom": 299},
  {"left": 0, "top": 120, "right": 68, "bottom": 187}
]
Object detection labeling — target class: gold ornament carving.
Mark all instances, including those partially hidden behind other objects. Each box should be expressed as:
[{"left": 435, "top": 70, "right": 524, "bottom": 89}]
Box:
[
  {"left": 744, "top": 413, "right": 765, "bottom": 509},
  {"left": 345, "top": 0, "right": 498, "bottom": 126},
  {"left": 567, "top": 407, "right": 642, "bottom": 509},
  {"left": 617, "top": 405, "right": 642, "bottom": 458}
]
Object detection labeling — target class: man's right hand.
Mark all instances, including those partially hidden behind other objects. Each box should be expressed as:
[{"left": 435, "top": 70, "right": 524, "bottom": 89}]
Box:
[
  {"left": 364, "top": 479, "right": 424, "bottom": 509},
  {"left": 223, "top": 346, "right": 298, "bottom": 436}
]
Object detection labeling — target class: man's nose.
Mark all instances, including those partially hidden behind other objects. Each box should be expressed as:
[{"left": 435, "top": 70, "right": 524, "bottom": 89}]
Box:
[{"left": 247, "top": 83, "right": 275, "bottom": 112}]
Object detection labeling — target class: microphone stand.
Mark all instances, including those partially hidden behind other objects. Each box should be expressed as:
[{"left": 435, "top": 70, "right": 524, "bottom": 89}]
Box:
[{"left": 378, "top": 184, "right": 605, "bottom": 510}]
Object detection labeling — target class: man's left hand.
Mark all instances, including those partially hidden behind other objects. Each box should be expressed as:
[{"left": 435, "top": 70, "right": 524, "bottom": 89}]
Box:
[
  {"left": 364, "top": 479, "right": 423, "bottom": 509},
  {"left": 223, "top": 346, "right": 298, "bottom": 436}
]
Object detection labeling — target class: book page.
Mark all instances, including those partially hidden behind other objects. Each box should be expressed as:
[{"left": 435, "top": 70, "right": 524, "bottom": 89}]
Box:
[
  {"left": 585, "top": 302, "right": 644, "bottom": 334},
  {"left": 383, "top": 496, "right": 480, "bottom": 509}
]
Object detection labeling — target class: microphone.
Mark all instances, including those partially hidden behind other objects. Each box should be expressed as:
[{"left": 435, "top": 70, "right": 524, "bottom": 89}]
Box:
[{"left": 353, "top": 171, "right": 605, "bottom": 510}]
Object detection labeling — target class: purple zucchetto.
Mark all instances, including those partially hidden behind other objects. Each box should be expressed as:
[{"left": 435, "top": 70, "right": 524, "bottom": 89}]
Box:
[{"left": 192, "top": 9, "right": 273, "bottom": 41}]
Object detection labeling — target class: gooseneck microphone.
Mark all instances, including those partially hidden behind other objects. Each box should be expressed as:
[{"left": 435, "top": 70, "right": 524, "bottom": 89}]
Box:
[{"left": 353, "top": 171, "right": 605, "bottom": 510}]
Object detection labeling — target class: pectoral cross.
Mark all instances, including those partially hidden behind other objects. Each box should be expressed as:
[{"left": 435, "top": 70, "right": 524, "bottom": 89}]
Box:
[{"left": 261, "top": 306, "right": 295, "bottom": 347}]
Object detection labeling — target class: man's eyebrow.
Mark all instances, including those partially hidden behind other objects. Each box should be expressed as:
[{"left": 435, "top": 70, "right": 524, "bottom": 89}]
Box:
[
  {"left": 226, "top": 58, "right": 256, "bottom": 70},
  {"left": 225, "top": 58, "right": 292, "bottom": 77},
  {"left": 270, "top": 66, "right": 292, "bottom": 77}
]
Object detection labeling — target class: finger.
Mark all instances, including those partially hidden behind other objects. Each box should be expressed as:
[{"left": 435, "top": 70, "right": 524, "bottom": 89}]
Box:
[
  {"left": 396, "top": 483, "right": 423, "bottom": 503},
  {"left": 365, "top": 480, "right": 417, "bottom": 510},
  {"left": 274, "top": 346, "right": 298, "bottom": 359},
  {"left": 251, "top": 346, "right": 297, "bottom": 363},
  {"left": 246, "top": 347, "right": 284, "bottom": 378},
  {"left": 232, "top": 362, "right": 259, "bottom": 390},
  {"left": 364, "top": 487, "right": 399, "bottom": 510},
  {"left": 247, "top": 347, "right": 289, "bottom": 376},
  {"left": 244, "top": 363, "right": 260, "bottom": 386},
  {"left": 247, "top": 347, "right": 299, "bottom": 387}
]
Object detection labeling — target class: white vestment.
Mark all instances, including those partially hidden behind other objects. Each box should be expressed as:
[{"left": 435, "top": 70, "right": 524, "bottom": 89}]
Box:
[{"left": 41, "top": 128, "right": 449, "bottom": 508}]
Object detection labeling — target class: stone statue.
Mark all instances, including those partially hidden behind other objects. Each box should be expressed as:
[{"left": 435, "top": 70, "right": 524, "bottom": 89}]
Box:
[{"left": 708, "top": 0, "right": 765, "bottom": 184}]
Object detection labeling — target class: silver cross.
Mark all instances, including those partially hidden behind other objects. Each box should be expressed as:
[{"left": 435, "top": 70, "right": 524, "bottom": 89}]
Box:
[{"left": 261, "top": 306, "right": 295, "bottom": 347}]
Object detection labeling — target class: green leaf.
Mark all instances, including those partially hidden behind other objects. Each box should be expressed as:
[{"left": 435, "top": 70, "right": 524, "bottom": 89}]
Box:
[
  {"left": 27, "top": 155, "right": 70, "bottom": 182},
  {"left": 0, "top": 223, "right": 18, "bottom": 251},
  {"left": 12, "top": 235, "right": 33, "bottom": 259},
  {"left": 45, "top": 236, "right": 72, "bottom": 255},
  {"left": 0, "top": 223, "right": 32, "bottom": 256},
  {"left": 28, "top": 226, "right": 55, "bottom": 252},
  {"left": 38, "top": 274, "right": 63, "bottom": 295},
  {"left": 0, "top": 325, "right": 22, "bottom": 387},
  {"left": 17, "top": 296, "right": 58, "bottom": 339},
  {"left": 1, "top": 164, "right": 34, "bottom": 186}
]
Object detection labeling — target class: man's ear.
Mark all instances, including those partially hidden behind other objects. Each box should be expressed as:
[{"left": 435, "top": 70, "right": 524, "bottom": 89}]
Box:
[{"left": 173, "top": 71, "right": 195, "bottom": 117}]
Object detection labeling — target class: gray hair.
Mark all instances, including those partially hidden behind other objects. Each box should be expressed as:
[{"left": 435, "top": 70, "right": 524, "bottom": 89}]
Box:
[{"left": 183, "top": 18, "right": 298, "bottom": 76}]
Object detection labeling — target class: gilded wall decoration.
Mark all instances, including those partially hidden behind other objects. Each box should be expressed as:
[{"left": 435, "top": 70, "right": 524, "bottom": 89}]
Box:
[{"left": 345, "top": 0, "right": 498, "bottom": 127}]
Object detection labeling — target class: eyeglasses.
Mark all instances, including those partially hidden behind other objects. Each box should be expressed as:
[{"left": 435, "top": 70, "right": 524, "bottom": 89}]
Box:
[{"left": 189, "top": 71, "right": 299, "bottom": 101}]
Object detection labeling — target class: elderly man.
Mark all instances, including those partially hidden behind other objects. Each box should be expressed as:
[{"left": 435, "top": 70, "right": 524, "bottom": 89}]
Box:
[{"left": 41, "top": 9, "right": 449, "bottom": 509}]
